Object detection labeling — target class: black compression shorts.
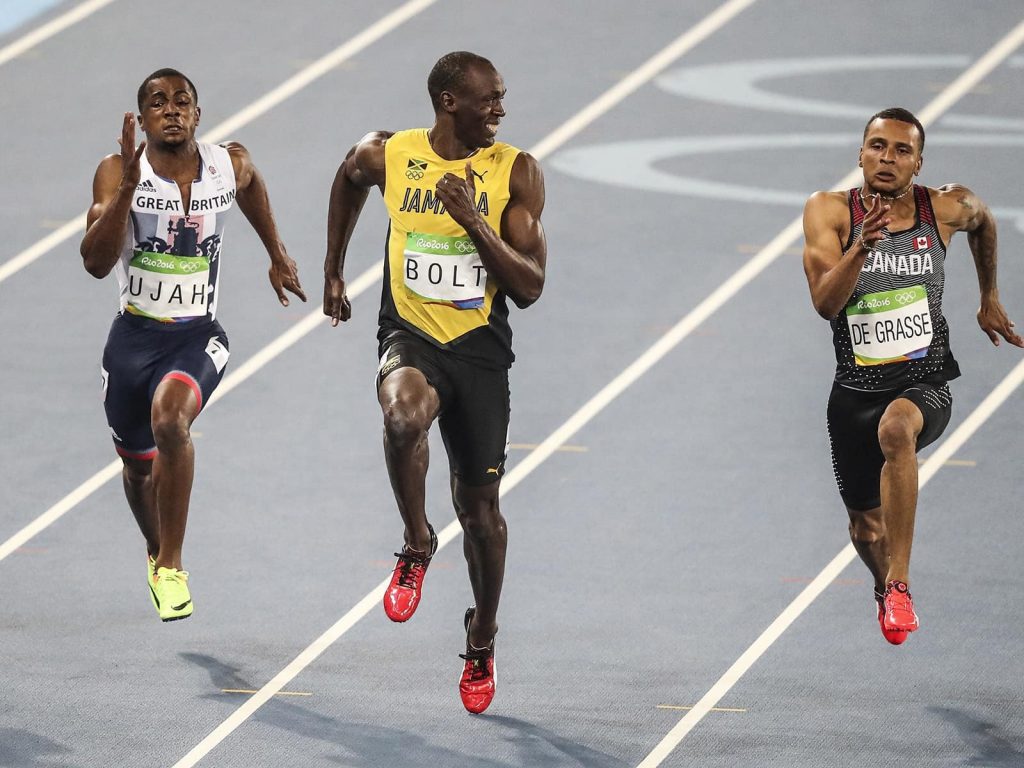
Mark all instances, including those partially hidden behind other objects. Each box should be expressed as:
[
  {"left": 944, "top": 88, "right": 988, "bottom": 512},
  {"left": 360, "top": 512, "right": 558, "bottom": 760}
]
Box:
[
  {"left": 377, "top": 330, "right": 510, "bottom": 486},
  {"left": 101, "top": 312, "right": 230, "bottom": 459},
  {"left": 826, "top": 380, "right": 952, "bottom": 511}
]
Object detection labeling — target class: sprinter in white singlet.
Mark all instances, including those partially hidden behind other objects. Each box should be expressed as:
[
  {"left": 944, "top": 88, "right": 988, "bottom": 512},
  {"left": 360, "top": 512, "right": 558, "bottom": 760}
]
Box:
[{"left": 81, "top": 69, "right": 306, "bottom": 622}]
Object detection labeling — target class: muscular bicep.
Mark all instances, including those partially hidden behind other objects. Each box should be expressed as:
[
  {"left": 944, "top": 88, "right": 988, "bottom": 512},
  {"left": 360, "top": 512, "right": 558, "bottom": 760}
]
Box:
[
  {"left": 224, "top": 141, "right": 255, "bottom": 190},
  {"left": 801, "top": 193, "right": 844, "bottom": 286},
  {"left": 503, "top": 152, "right": 547, "bottom": 264},
  {"left": 86, "top": 155, "right": 125, "bottom": 228}
]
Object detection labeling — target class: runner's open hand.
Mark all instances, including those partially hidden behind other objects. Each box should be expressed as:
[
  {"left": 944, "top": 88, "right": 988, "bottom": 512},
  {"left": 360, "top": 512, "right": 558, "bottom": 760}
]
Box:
[
  {"left": 978, "top": 300, "right": 1024, "bottom": 347},
  {"left": 268, "top": 253, "right": 306, "bottom": 307},
  {"left": 323, "top": 274, "right": 351, "bottom": 325},
  {"left": 859, "top": 195, "right": 891, "bottom": 251},
  {"left": 117, "top": 112, "right": 146, "bottom": 189},
  {"left": 435, "top": 161, "right": 480, "bottom": 230}
]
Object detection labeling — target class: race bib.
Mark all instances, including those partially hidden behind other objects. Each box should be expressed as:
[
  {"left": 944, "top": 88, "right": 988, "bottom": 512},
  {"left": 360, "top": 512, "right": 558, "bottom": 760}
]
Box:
[
  {"left": 845, "top": 286, "right": 933, "bottom": 366},
  {"left": 403, "top": 233, "right": 487, "bottom": 309},
  {"left": 126, "top": 250, "right": 210, "bottom": 320}
]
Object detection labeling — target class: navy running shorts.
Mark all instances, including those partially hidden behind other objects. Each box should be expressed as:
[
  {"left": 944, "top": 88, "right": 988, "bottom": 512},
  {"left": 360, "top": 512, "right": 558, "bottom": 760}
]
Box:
[{"left": 100, "top": 312, "right": 230, "bottom": 459}]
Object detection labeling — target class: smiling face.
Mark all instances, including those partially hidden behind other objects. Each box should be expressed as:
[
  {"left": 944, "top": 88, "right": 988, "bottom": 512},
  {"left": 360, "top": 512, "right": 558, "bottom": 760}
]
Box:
[
  {"left": 447, "top": 62, "right": 506, "bottom": 150},
  {"left": 137, "top": 75, "right": 200, "bottom": 148},
  {"left": 859, "top": 118, "right": 923, "bottom": 194}
]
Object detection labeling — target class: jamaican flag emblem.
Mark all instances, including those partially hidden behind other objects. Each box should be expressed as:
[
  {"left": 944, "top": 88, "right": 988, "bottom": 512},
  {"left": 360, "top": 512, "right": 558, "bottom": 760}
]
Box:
[{"left": 405, "top": 158, "right": 428, "bottom": 180}]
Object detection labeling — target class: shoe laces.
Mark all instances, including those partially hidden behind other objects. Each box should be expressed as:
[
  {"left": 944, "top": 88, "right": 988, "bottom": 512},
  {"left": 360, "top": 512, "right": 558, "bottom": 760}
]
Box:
[
  {"left": 157, "top": 568, "right": 189, "bottom": 585},
  {"left": 460, "top": 648, "right": 493, "bottom": 681},
  {"left": 885, "top": 581, "right": 913, "bottom": 611},
  {"left": 393, "top": 550, "right": 429, "bottom": 588}
]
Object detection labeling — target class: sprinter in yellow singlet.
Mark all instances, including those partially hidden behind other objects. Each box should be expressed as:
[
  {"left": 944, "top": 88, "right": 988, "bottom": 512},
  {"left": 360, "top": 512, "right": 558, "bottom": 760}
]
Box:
[{"left": 322, "top": 51, "right": 547, "bottom": 714}]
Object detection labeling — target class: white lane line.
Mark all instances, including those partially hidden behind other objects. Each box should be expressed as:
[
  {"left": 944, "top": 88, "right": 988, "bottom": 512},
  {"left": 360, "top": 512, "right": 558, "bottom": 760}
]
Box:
[
  {"left": 168, "top": 3, "right": 759, "bottom": 766},
  {"left": 0, "top": 260, "right": 383, "bottom": 565},
  {"left": 637, "top": 359, "right": 1024, "bottom": 768},
  {"left": 0, "top": 0, "right": 438, "bottom": 286},
  {"left": 0, "top": 0, "right": 753, "bottom": 562},
  {"left": 636, "top": 18, "right": 1024, "bottom": 768},
  {"left": 528, "top": 0, "right": 758, "bottom": 159},
  {"left": 0, "top": 0, "right": 117, "bottom": 68}
]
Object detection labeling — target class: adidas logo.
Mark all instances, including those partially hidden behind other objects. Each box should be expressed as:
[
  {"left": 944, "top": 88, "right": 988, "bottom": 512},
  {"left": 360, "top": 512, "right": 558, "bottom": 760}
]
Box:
[{"left": 136, "top": 179, "right": 156, "bottom": 191}]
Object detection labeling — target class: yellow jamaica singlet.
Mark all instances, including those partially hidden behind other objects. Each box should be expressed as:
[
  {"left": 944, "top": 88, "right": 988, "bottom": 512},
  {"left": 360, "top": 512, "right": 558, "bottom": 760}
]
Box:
[{"left": 379, "top": 129, "right": 520, "bottom": 368}]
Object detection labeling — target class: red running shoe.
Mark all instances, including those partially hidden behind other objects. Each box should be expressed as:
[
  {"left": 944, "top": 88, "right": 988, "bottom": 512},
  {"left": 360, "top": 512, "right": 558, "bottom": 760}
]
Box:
[
  {"left": 881, "top": 580, "right": 919, "bottom": 642},
  {"left": 875, "top": 589, "right": 905, "bottom": 645},
  {"left": 459, "top": 607, "right": 496, "bottom": 714},
  {"left": 383, "top": 524, "right": 437, "bottom": 623}
]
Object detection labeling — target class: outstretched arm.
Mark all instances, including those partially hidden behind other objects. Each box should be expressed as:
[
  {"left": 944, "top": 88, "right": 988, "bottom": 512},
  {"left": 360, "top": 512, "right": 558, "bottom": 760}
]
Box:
[
  {"left": 802, "top": 191, "right": 891, "bottom": 320},
  {"left": 227, "top": 141, "right": 306, "bottom": 306},
  {"left": 80, "top": 112, "right": 146, "bottom": 278},
  {"left": 935, "top": 184, "right": 1022, "bottom": 347},
  {"left": 322, "top": 132, "right": 388, "bottom": 326},
  {"left": 434, "top": 152, "right": 547, "bottom": 309}
]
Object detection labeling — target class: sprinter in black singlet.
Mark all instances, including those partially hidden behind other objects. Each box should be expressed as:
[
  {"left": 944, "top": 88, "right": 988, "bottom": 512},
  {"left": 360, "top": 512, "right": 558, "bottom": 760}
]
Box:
[
  {"left": 82, "top": 69, "right": 305, "bottom": 622},
  {"left": 802, "top": 107, "right": 1022, "bottom": 644},
  {"left": 322, "top": 52, "right": 547, "bottom": 713}
]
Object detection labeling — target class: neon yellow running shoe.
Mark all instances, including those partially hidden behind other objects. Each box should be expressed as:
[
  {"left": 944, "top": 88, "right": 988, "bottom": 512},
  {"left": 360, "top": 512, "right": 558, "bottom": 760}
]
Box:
[
  {"left": 153, "top": 567, "right": 193, "bottom": 622},
  {"left": 147, "top": 555, "right": 158, "bottom": 611}
]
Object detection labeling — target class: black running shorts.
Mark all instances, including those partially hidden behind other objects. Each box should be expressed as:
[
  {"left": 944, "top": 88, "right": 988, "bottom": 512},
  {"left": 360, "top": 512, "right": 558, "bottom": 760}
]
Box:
[
  {"left": 826, "top": 379, "right": 953, "bottom": 511},
  {"left": 377, "top": 330, "right": 510, "bottom": 486},
  {"left": 101, "top": 312, "right": 230, "bottom": 459}
]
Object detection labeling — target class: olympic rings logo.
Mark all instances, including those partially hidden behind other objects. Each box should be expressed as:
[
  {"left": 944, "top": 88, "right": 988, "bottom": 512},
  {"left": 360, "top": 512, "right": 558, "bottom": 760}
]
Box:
[
  {"left": 893, "top": 291, "right": 919, "bottom": 305},
  {"left": 406, "top": 170, "right": 424, "bottom": 180},
  {"left": 454, "top": 240, "right": 476, "bottom": 253}
]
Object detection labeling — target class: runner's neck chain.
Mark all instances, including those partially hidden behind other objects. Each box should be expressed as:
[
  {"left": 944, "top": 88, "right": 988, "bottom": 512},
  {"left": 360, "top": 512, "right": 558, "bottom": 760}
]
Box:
[{"left": 863, "top": 183, "right": 913, "bottom": 202}]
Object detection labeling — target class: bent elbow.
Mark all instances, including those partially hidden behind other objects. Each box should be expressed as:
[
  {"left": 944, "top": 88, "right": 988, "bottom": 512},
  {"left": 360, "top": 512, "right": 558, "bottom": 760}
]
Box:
[
  {"left": 512, "top": 277, "right": 544, "bottom": 309},
  {"left": 812, "top": 299, "right": 839, "bottom": 321},
  {"left": 81, "top": 252, "right": 112, "bottom": 280}
]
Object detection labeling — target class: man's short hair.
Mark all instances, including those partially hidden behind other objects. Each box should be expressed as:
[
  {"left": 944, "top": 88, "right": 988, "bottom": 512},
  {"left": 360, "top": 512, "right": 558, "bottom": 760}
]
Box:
[
  {"left": 863, "top": 107, "right": 925, "bottom": 152},
  {"left": 137, "top": 68, "right": 199, "bottom": 111},
  {"left": 427, "top": 51, "right": 494, "bottom": 111}
]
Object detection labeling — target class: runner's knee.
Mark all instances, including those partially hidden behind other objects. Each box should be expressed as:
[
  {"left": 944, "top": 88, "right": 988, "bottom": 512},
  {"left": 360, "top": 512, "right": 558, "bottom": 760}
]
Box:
[
  {"left": 382, "top": 394, "right": 431, "bottom": 447},
  {"left": 454, "top": 488, "right": 503, "bottom": 540},
  {"left": 848, "top": 511, "right": 885, "bottom": 545},
  {"left": 150, "top": 406, "right": 192, "bottom": 450},
  {"left": 877, "top": 415, "right": 916, "bottom": 459}
]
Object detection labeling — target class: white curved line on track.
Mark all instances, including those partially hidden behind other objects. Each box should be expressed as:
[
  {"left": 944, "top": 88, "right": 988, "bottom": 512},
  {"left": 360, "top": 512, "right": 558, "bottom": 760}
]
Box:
[{"left": 635, "top": 16, "right": 1024, "bottom": 767}]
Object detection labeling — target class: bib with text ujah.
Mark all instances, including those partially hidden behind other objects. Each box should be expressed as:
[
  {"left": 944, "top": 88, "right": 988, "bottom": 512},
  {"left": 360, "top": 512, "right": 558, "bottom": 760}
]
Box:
[
  {"left": 126, "top": 250, "right": 210, "bottom": 321},
  {"left": 845, "top": 285, "right": 933, "bottom": 366},
  {"left": 403, "top": 232, "right": 486, "bottom": 309}
]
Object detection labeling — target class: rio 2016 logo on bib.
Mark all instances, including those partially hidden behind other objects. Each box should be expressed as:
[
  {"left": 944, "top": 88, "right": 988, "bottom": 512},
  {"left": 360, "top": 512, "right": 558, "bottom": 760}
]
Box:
[
  {"left": 845, "top": 285, "right": 933, "bottom": 366},
  {"left": 403, "top": 232, "right": 487, "bottom": 309},
  {"left": 126, "top": 250, "right": 210, "bottom": 321}
]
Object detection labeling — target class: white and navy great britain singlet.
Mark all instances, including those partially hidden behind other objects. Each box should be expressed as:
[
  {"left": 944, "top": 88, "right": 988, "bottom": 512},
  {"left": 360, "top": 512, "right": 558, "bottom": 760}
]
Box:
[
  {"left": 112, "top": 142, "right": 237, "bottom": 323},
  {"left": 831, "top": 185, "right": 961, "bottom": 391}
]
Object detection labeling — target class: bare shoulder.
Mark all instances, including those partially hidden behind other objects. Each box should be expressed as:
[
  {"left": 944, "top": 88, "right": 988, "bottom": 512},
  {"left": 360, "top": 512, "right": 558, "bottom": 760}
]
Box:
[
  {"left": 930, "top": 183, "right": 986, "bottom": 228},
  {"left": 510, "top": 151, "right": 545, "bottom": 212},
  {"left": 93, "top": 153, "right": 126, "bottom": 196},
  {"left": 804, "top": 189, "right": 846, "bottom": 214},
  {"left": 347, "top": 131, "right": 391, "bottom": 185},
  {"left": 803, "top": 189, "right": 848, "bottom": 228},
  {"left": 511, "top": 151, "right": 544, "bottom": 188},
  {"left": 931, "top": 182, "right": 977, "bottom": 211},
  {"left": 220, "top": 140, "right": 252, "bottom": 173}
]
